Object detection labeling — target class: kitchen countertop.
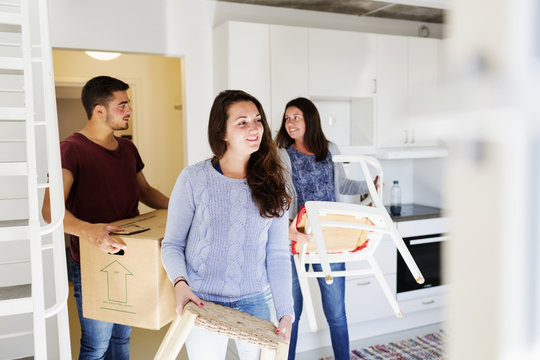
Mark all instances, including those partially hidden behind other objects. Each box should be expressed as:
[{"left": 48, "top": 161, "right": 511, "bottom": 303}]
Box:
[{"left": 385, "top": 203, "right": 443, "bottom": 222}]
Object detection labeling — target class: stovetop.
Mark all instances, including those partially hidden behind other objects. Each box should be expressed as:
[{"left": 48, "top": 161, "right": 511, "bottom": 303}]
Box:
[{"left": 384, "top": 203, "right": 443, "bottom": 222}]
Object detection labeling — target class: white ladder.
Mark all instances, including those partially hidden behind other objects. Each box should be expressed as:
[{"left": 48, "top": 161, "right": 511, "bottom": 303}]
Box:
[{"left": 0, "top": 0, "right": 70, "bottom": 358}]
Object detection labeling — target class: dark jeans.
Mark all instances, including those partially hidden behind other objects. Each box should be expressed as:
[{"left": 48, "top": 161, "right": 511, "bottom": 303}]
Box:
[
  {"left": 288, "top": 257, "right": 349, "bottom": 360},
  {"left": 69, "top": 255, "right": 132, "bottom": 360}
]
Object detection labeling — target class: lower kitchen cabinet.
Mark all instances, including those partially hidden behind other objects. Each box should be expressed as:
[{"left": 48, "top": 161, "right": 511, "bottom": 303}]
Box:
[
  {"left": 398, "top": 292, "right": 445, "bottom": 314},
  {"left": 345, "top": 273, "right": 397, "bottom": 323}
]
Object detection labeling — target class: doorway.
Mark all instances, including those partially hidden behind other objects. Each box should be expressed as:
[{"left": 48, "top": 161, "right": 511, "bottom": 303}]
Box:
[
  {"left": 52, "top": 49, "right": 186, "bottom": 359},
  {"left": 52, "top": 49, "right": 184, "bottom": 199}
]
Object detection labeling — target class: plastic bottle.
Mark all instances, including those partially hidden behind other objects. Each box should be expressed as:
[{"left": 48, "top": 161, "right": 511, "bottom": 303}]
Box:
[{"left": 390, "top": 180, "right": 402, "bottom": 216}]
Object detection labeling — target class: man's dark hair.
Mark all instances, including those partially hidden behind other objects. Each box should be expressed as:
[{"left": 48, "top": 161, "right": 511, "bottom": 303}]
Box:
[{"left": 81, "top": 76, "right": 129, "bottom": 119}]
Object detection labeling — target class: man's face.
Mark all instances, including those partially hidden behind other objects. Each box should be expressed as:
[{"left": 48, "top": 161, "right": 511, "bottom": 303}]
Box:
[{"left": 104, "top": 90, "right": 132, "bottom": 131}]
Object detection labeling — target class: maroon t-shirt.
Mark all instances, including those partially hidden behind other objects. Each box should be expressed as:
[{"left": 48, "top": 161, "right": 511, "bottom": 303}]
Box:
[{"left": 61, "top": 133, "right": 144, "bottom": 263}]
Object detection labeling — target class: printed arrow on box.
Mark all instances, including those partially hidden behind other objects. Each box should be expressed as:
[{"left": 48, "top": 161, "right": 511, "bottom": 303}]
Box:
[{"left": 100, "top": 260, "right": 133, "bottom": 303}]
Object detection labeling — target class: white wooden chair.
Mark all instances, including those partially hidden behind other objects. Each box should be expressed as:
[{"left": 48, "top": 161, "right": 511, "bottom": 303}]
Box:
[{"left": 293, "top": 155, "right": 425, "bottom": 332}]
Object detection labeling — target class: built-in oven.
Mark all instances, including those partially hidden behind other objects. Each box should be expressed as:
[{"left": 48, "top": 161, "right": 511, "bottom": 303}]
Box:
[
  {"left": 387, "top": 207, "right": 450, "bottom": 299},
  {"left": 396, "top": 232, "right": 449, "bottom": 293}
]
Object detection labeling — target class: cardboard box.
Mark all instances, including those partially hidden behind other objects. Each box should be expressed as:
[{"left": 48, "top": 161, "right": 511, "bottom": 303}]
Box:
[{"left": 80, "top": 209, "right": 176, "bottom": 330}]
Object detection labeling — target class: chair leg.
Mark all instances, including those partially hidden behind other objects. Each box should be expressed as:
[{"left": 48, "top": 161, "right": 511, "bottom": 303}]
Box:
[
  {"left": 154, "top": 310, "right": 198, "bottom": 360},
  {"left": 274, "top": 342, "right": 289, "bottom": 360},
  {"left": 294, "top": 255, "right": 318, "bottom": 332},
  {"left": 260, "top": 348, "right": 273, "bottom": 360},
  {"left": 368, "top": 257, "right": 402, "bottom": 317}
]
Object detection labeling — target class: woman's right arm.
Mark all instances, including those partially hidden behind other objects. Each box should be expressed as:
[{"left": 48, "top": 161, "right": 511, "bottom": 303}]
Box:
[{"left": 161, "top": 169, "right": 203, "bottom": 314}]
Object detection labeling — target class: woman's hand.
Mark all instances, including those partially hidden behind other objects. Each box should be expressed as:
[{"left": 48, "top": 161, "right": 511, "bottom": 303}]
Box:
[
  {"left": 275, "top": 315, "right": 294, "bottom": 341},
  {"left": 173, "top": 278, "right": 204, "bottom": 315},
  {"left": 374, "top": 176, "right": 383, "bottom": 192},
  {"left": 289, "top": 216, "right": 312, "bottom": 246}
]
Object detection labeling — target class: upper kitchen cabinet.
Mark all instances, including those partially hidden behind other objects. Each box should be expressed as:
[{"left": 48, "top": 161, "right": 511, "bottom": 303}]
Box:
[
  {"left": 375, "top": 34, "right": 408, "bottom": 148},
  {"left": 213, "top": 22, "right": 272, "bottom": 119},
  {"left": 308, "top": 29, "right": 376, "bottom": 98},
  {"left": 406, "top": 37, "right": 440, "bottom": 147},
  {"left": 270, "top": 25, "right": 309, "bottom": 135},
  {"left": 375, "top": 35, "right": 441, "bottom": 149}
]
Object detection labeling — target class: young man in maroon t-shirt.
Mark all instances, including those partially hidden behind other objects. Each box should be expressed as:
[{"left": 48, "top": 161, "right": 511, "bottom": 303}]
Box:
[{"left": 42, "top": 76, "right": 169, "bottom": 359}]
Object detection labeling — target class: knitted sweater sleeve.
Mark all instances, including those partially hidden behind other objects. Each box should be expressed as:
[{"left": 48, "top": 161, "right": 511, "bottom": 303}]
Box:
[
  {"left": 266, "top": 211, "right": 294, "bottom": 321},
  {"left": 161, "top": 168, "right": 195, "bottom": 284},
  {"left": 330, "top": 142, "right": 368, "bottom": 196}
]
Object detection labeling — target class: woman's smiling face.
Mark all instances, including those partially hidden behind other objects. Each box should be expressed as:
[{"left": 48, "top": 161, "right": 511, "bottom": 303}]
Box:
[
  {"left": 223, "top": 101, "right": 264, "bottom": 156},
  {"left": 284, "top": 106, "right": 306, "bottom": 142}
]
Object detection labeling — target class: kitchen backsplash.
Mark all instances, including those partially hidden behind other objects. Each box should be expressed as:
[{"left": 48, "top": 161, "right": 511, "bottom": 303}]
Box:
[{"left": 338, "top": 157, "right": 443, "bottom": 208}]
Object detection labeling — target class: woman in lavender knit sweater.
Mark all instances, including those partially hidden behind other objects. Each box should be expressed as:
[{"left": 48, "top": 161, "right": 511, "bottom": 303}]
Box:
[{"left": 161, "top": 90, "right": 294, "bottom": 360}]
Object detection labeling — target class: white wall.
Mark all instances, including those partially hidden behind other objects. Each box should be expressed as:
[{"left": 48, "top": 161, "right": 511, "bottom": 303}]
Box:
[
  {"left": 48, "top": 0, "right": 444, "bottom": 165},
  {"left": 47, "top": 0, "right": 167, "bottom": 54}
]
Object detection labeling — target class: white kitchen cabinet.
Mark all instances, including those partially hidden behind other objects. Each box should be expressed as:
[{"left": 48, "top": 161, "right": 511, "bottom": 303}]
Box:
[
  {"left": 375, "top": 34, "right": 408, "bottom": 148},
  {"left": 398, "top": 292, "right": 445, "bottom": 314},
  {"left": 270, "top": 25, "right": 309, "bottom": 135},
  {"left": 308, "top": 28, "right": 376, "bottom": 98},
  {"left": 213, "top": 22, "right": 272, "bottom": 119},
  {"left": 406, "top": 37, "right": 440, "bottom": 147},
  {"left": 346, "top": 274, "right": 397, "bottom": 323},
  {"left": 375, "top": 35, "right": 441, "bottom": 148},
  {"left": 344, "top": 237, "right": 397, "bottom": 324}
]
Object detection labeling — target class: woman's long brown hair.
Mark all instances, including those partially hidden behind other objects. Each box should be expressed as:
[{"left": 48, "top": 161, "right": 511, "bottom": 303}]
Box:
[
  {"left": 275, "top": 97, "right": 329, "bottom": 162},
  {"left": 208, "top": 90, "right": 291, "bottom": 218}
]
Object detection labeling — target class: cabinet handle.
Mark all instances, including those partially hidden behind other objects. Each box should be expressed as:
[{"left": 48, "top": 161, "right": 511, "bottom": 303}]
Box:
[
  {"left": 373, "top": 79, "right": 377, "bottom": 94},
  {"left": 404, "top": 130, "right": 408, "bottom": 144},
  {"left": 410, "top": 129, "right": 415, "bottom": 144},
  {"left": 356, "top": 281, "right": 371, "bottom": 286},
  {"left": 422, "top": 299, "right": 435, "bottom": 305}
]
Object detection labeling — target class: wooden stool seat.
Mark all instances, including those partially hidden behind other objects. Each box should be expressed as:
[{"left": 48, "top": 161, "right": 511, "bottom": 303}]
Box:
[{"left": 155, "top": 301, "right": 289, "bottom": 360}]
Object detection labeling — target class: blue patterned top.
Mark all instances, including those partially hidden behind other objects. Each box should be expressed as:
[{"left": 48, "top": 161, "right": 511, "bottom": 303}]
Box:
[
  {"left": 287, "top": 145, "right": 336, "bottom": 209},
  {"left": 279, "top": 143, "right": 369, "bottom": 220}
]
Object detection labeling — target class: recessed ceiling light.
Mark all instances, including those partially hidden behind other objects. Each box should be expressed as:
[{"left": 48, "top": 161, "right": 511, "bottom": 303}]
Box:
[{"left": 85, "top": 51, "right": 122, "bottom": 61}]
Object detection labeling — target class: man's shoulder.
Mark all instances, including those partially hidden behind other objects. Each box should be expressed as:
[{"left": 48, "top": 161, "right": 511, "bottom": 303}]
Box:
[
  {"left": 61, "top": 133, "right": 82, "bottom": 145},
  {"left": 117, "top": 136, "right": 138, "bottom": 150},
  {"left": 60, "top": 133, "right": 85, "bottom": 154}
]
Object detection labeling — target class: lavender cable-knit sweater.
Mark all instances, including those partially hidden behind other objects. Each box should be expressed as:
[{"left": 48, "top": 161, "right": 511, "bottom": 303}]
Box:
[{"left": 161, "top": 159, "right": 294, "bottom": 321}]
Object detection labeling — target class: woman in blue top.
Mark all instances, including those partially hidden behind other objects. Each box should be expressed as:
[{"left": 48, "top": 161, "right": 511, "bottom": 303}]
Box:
[
  {"left": 276, "top": 97, "right": 372, "bottom": 360},
  {"left": 162, "top": 90, "right": 294, "bottom": 360}
]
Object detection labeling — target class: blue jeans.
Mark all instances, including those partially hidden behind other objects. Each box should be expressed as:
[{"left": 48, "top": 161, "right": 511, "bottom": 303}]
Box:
[
  {"left": 288, "top": 257, "right": 349, "bottom": 360},
  {"left": 69, "top": 255, "right": 132, "bottom": 360},
  {"left": 211, "top": 286, "right": 272, "bottom": 320}
]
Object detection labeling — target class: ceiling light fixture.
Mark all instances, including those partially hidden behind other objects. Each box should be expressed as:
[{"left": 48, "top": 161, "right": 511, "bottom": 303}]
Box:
[{"left": 85, "top": 51, "right": 122, "bottom": 61}]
